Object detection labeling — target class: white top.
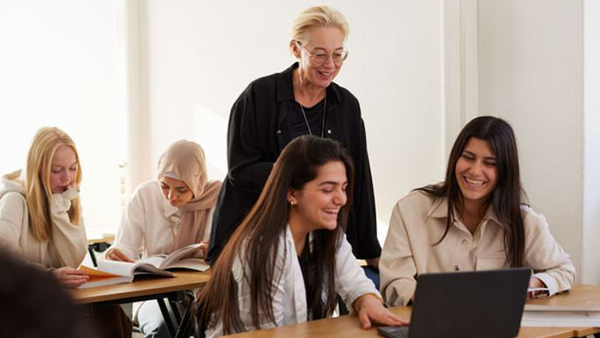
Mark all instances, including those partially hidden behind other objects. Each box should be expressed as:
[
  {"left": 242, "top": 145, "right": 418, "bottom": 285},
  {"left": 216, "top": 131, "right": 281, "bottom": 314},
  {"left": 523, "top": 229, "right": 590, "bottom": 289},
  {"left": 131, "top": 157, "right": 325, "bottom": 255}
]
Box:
[
  {"left": 380, "top": 191, "right": 576, "bottom": 306},
  {"left": 206, "top": 226, "right": 379, "bottom": 338},
  {"left": 0, "top": 178, "right": 88, "bottom": 268},
  {"left": 110, "top": 180, "right": 213, "bottom": 260}
]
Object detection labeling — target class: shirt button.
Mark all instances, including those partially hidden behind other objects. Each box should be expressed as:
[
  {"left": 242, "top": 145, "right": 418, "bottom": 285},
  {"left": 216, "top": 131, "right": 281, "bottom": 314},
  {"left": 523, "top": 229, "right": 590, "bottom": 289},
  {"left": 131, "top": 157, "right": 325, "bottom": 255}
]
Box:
[
  {"left": 327, "top": 129, "right": 332, "bottom": 134},
  {"left": 276, "top": 130, "right": 281, "bottom": 134}
]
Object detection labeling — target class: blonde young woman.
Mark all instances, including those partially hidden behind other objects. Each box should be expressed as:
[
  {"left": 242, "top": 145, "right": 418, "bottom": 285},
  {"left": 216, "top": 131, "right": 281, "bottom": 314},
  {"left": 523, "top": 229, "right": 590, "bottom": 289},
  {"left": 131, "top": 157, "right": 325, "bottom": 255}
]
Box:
[
  {"left": 209, "top": 7, "right": 381, "bottom": 280},
  {"left": 0, "top": 126, "right": 132, "bottom": 338},
  {"left": 0, "top": 126, "right": 88, "bottom": 287},
  {"left": 106, "top": 140, "right": 221, "bottom": 338}
]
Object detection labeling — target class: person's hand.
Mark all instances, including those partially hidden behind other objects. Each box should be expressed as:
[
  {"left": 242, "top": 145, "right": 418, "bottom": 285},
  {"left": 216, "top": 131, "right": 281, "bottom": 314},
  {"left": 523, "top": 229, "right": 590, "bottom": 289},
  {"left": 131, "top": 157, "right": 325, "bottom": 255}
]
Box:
[
  {"left": 527, "top": 276, "right": 548, "bottom": 299},
  {"left": 366, "top": 257, "right": 380, "bottom": 269},
  {"left": 194, "top": 240, "right": 209, "bottom": 258},
  {"left": 51, "top": 267, "right": 89, "bottom": 288},
  {"left": 105, "top": 248, "right": 134, "bottom": 262},
  {"left": 353, "top": 294, "right": 409, "bottom": 329}
]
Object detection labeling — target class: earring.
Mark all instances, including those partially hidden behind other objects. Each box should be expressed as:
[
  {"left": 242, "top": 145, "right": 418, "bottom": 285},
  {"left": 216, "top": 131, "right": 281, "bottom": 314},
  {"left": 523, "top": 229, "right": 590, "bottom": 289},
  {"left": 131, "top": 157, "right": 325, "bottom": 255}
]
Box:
[{"left": 289, "top": 200, "right": 296, "bottom": 206}]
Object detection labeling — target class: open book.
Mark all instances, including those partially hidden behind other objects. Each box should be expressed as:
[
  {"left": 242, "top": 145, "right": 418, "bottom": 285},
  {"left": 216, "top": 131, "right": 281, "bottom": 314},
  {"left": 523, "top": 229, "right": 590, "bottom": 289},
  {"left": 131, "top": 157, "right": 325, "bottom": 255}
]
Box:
[{"left": 79, "top": 243, "right": 210, "bottom": 289}]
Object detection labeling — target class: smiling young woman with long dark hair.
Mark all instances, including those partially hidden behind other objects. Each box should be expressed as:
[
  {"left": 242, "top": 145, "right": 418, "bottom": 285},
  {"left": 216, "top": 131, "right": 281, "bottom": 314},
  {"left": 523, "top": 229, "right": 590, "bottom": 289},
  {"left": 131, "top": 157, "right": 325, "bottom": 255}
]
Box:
[
  {"left": 380, "top": 116, "right": 575, "bottom": 306},
  {"left": 196, "top": 136, "right": 405, "bottom": 337}
]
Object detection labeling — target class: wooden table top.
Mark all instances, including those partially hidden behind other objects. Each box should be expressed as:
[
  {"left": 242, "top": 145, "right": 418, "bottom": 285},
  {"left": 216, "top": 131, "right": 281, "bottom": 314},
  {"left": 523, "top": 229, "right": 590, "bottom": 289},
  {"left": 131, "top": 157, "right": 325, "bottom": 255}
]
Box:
[
  {"left": 71, "top": 270, "right": 210, "bottom": 304},
  {"left": 223, "top": 284, "right": 600, "bottom": 338}
]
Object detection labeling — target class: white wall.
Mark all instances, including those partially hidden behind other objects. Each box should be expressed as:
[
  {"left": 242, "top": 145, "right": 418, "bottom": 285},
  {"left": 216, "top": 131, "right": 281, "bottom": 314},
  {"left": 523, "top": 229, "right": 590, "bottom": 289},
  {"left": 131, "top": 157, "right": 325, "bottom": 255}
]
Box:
[
  {"left": 0, "top": 0, "right": 124, "bottom": 233},
  {"left": 2, "top": 0, "right": 597, "bottom": 279},
  {"left": 478, "top": 0, "right": 586, "bottom": 275},
  {"left": 137, "top": 0, "right": 445, "bottom": 243},
  {"left": 583, "top": 0, "right": 600, "bottom": 284}
]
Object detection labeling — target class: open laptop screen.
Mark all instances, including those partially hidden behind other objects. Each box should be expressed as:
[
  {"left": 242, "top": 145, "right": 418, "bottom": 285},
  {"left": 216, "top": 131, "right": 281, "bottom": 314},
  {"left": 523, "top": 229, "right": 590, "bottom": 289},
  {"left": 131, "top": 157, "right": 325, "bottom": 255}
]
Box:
[{"left": 379, "top": 268, "right": 531, "bottom": 338}]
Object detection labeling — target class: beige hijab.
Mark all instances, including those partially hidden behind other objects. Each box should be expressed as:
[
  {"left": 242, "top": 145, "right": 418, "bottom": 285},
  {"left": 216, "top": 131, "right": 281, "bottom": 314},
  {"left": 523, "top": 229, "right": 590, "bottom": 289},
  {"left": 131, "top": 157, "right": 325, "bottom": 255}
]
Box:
[{"left": 157, "top": 140, "right": 221, "bottom": 253}]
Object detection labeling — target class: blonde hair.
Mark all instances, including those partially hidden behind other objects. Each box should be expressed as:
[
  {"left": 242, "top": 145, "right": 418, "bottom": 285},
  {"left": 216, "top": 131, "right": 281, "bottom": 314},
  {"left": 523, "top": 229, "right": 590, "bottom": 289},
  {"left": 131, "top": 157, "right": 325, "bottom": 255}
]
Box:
[
  {"left": 17, "top": 127, "right": 82, "bottom": 241},
  {"left": 290, "top": 6, "right": 349, "bottom": 47}
]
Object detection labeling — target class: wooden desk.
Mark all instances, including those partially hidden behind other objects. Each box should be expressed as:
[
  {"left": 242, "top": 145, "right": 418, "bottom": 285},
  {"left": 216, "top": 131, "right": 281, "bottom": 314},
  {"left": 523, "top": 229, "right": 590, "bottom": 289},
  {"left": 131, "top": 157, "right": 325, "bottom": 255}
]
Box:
[
  {"left": 224, "top": 284, "right": 600, "bottom": 338},
  {"left": 71, "top": 271, "right": 209, "bottom": 337},
  {"left": 71, "top": 271, "right": 209, "bottom": 304}
]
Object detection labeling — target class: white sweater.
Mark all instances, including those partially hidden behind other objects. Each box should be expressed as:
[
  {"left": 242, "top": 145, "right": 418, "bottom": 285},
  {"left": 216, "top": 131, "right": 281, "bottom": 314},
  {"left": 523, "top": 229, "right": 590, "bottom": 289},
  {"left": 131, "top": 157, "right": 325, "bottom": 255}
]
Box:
[{"left": 0, "top": 178, "right": 87, "bottom": 268}]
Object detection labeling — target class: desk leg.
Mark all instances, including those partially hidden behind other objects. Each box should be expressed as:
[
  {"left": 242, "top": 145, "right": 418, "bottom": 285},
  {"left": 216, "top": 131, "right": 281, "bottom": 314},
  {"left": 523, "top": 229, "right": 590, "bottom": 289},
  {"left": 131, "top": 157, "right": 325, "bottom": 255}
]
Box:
[
  {"left": 168, "top": 298, "right": 183, "bottom": 324},
  {"left": 174, "top": 301, "right": 193, "bottom": 338},
  {"left": 157, "top": 298, "right": 176, "bottom": 337}
]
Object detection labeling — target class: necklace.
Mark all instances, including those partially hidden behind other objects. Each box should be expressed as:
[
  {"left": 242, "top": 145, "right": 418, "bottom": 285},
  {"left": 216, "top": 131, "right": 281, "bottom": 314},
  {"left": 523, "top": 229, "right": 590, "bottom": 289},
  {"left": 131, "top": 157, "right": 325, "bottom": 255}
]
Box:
[{"left": 298, "top": 97, "right": 327, "bottom": 138}]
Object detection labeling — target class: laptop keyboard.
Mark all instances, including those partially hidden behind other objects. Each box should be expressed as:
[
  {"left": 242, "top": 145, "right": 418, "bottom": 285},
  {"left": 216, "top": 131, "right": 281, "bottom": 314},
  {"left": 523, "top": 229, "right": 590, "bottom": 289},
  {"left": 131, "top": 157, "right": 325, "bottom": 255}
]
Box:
[{"left": 377, "top": 326, "right": 409, "bottom": 338}]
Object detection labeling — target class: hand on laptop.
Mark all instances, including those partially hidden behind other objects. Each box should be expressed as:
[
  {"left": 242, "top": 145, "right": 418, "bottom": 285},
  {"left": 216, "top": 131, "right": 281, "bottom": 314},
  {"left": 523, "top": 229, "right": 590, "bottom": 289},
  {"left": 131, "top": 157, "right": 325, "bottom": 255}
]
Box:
[{"left": 353, "top": 294, "right": 409, "bottom": 329}]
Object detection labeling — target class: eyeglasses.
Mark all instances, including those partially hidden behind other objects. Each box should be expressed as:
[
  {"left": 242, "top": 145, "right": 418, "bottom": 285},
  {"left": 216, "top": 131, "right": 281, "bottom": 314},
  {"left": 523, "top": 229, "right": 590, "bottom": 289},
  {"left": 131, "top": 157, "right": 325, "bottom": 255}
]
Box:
[{"left": 295, "top": 41, "right": 349, "bottom": 66}]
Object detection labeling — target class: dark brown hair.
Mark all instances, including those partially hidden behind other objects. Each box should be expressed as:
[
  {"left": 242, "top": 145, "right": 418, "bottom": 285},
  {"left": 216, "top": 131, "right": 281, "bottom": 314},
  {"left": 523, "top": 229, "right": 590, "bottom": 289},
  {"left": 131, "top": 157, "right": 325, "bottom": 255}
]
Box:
[
  {"left": 0, "top": 248, "right": 96, "bottom": 338},
  {"left": 195, "top": 135, "right": 354, "bottom": 334},
  {"left": 417, "top": 116, "right": 526, "bottom": 267}
]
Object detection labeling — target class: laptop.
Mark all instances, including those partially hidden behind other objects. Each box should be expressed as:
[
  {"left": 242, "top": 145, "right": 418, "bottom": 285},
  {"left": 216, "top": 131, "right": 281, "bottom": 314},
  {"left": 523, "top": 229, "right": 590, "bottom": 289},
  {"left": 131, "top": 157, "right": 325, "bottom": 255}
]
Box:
[{"left": 378, "top": 268, "right": 531, "bottom": 338}]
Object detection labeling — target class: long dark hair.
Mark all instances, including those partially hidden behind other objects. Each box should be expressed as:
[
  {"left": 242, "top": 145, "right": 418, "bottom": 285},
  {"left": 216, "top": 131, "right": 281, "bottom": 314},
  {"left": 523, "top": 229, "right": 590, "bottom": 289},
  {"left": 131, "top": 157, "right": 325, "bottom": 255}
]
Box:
[
  {"left": 195, "top": 135, "right": 355, "bottom": 335},
  {"left": 417, "top": 116, "right": 526, "bottom": 267}
]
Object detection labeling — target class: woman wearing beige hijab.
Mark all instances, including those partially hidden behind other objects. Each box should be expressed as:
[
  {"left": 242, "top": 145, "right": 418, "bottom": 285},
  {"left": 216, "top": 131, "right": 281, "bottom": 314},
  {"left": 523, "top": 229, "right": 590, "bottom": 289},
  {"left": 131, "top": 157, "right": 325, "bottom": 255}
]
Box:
[{"left": 106, "top": 140, "right": 221, "bottom": 338}]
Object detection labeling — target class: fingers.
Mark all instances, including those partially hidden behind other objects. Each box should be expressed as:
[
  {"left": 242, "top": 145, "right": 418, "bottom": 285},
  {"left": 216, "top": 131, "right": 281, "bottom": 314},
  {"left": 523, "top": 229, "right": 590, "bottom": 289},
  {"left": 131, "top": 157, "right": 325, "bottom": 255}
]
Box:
[
  {"left": 61, "top": 274, "right": 89, "bottom": 288},
  {"left": 106, "top": 248, "right": 133, "bottom": 262},
  {"left": 358, "top": 310, "right": 372, "bottom": 329},
  {"left": 64, "top": 267, "right": 89, "bottom": 276},
  {"left": 384, "top": 311, "right": 409, "bottom": 326},
  {"left": 529, "top": 276, "right": 542, "bottom": 288},
  {"left": 53, "top": 267, "right": 89, "bottom": 288},
  {"left": 367, "top": 309, "right": 408, "bottom": 328},
  {"left": 527, "top": 277, "right": 548, "bottom": 298},
  {"left": 115, "top": 250, "right": 134, "bottom": 262},
  {"left": 194, "top": 241, "right": 209, "bottom": 258}
]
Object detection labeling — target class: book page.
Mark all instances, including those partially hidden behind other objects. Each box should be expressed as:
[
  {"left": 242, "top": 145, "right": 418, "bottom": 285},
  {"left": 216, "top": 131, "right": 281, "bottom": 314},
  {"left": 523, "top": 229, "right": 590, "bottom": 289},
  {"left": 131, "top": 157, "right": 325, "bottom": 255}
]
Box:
[
  {"left": 133, "top": 264, "right": 174, "bottom": 277},
  {"left": 97, "top": 260, "right": 137, "bottom": 277},
  {"left": 160, "top": 243, "right": 204, "bottom": 269},
  {"left": 165, "top": 257, "right": 209, "bottom": 272},
  {"left": 80, "top": 264, "right": 120, "bottom": 277},
  {"left": 137, "top": 256, "right": 166, "bottom": 268}
]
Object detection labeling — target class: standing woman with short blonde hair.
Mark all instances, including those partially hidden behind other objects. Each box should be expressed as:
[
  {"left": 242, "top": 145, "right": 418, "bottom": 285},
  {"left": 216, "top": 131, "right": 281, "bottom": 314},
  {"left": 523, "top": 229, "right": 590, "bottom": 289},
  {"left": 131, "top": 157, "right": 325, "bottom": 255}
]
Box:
[
  {"left": 0, "top": 126, "right": 88, "bottom": 286},
  {"left": 209, "top": 6, "right": 382, "bottom": 280}
]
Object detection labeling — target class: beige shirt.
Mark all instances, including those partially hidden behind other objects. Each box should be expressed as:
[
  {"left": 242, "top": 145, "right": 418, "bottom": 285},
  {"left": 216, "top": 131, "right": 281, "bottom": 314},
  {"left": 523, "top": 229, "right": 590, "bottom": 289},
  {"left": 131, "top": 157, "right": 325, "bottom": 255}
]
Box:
[{"left": 380, "top": 191, "right": 575, "bottom": 306}]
